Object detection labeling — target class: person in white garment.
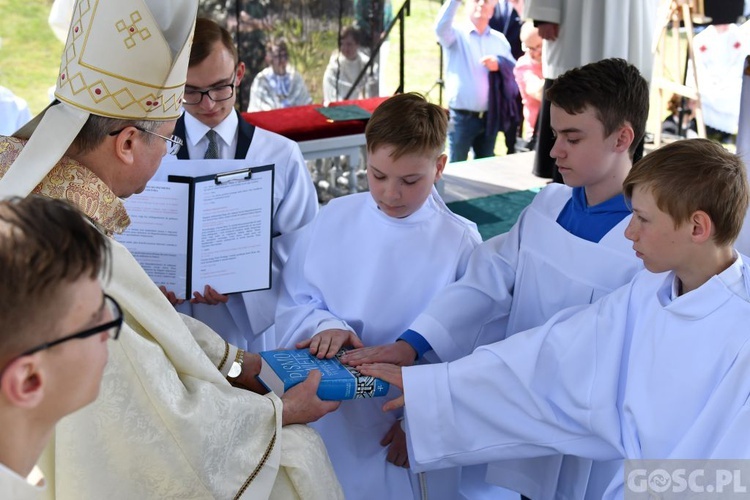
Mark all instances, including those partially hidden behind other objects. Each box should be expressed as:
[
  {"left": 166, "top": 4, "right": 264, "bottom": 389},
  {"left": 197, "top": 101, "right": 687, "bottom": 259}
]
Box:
[
  {"left": 362, "top": 138, "right": 750, "bottom": 499},
  {"left": 247, "top": 37, "right": 312, "bottom": 111},
  {"left": 688, "top": 23, "right": 746, "bottom": 142},
  {"left": 276, "top": 92, "right": 484, "bottom": 500},
  {"left": 323, "top": 25, "right": 378, "bottom": 105},
  {"left": 0, "top": 1, "right": 342, "bottom": 498},
  {"left": 344, "top": 58, "right": 650, "bottom": 498},
  {"left": 524, "top": 0, "right": 660, "bottom": 179},
  {"left": 734, "top": 47, "right": 750, "bottom": 256},
  {"left": 161, "top": 17, "right": 318, "bottom": 353},
  {"left": 0, "top": 196, "right": 116, "bottom": 500},
  {"left": 0, "top": 86, "right": 32, "bottom": 136}
]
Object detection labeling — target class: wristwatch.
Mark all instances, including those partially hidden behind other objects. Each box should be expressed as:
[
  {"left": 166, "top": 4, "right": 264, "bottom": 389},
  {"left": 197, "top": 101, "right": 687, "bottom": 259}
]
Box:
[{"left": 227, "top": 349, "right": 245, "bottom": 379}]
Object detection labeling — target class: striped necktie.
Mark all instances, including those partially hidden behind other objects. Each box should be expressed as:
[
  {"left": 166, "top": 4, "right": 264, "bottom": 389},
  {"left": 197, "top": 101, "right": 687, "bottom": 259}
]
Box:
[{"left": 204, "top": 129, "right": 219, "bottom": 159}]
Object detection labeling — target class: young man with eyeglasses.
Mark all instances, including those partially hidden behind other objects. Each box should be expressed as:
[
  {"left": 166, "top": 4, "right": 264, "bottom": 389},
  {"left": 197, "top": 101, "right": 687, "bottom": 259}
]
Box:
[
  {"left": 167, "top": 17, "right": 319, "bottom": 354},
  {"left": 0, "top": 195, "right": 118, "bottom": 498}
]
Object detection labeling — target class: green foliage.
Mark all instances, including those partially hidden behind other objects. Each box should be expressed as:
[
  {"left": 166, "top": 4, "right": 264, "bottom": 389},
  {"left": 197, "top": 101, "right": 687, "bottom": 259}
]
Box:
[
  {"left": 0, "top": 0, "right": 447, "bottom": 115},
  {"left": 0, "top": 0, "right": 63, "bottom": 114},
  {"left": 273, "top": 17, "right": 340, "bottom": 101}
]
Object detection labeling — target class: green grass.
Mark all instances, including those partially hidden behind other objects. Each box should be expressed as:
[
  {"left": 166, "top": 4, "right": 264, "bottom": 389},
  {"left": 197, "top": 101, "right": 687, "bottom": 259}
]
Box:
[
  {"left": 381, "top": 0, "right": 444, "bottom": 103},
  {"left": 0, "top": 0, "right": 62, "bottom": 115}
]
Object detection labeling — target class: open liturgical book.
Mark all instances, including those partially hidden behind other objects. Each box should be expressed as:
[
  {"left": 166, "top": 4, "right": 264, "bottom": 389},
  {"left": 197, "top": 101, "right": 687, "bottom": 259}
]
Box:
[
  {"left": 257, "top": 348, "right": 390, "bottom": 401},
  {"left": 115, "top": 159, "right": 274, "bottom": 300}
]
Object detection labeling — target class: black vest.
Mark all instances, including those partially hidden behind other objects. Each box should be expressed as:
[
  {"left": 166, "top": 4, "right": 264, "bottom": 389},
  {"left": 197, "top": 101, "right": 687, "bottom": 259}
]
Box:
[{"left": 173, "top": 110, "right": 256, "bottom": 160}]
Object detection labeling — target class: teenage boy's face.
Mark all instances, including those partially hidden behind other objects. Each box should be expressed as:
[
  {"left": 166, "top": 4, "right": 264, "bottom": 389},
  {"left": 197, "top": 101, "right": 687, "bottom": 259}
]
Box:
[
  {"left": 549, "top": 104, "right": 623, "bottom": 191},
  {"left": 366, "top": 145, "right": 446, "bottom": 219},
  {"left": 183, "top": 41, "right": 243, "bottom": 129},
  {"left": 625, "top": 185, "right": 691, "bottom": 274}
]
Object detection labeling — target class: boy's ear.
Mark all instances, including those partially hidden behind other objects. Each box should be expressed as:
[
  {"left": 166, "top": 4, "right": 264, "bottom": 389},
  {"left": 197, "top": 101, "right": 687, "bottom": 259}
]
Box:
[
  {"left": 613, "top": 124, "right": 635, "bottom": 153},
  {"left": 0, "top": 356, "right": 45, "bottom": 410},
  {"left": 689, "top": 210, "right": 713, "bottom": 243},
  {"left": 434, "top": 153, "right": 448, "bottom": 183}
]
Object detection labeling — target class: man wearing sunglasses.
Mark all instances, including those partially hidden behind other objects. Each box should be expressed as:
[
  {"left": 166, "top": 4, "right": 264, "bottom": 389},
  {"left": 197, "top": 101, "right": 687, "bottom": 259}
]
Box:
[
  {"left": 166, "top": 18, "right": 318, "bottom": 354},
  {"left": 0, "top": 195, "right": 117, "bottom": 498}
]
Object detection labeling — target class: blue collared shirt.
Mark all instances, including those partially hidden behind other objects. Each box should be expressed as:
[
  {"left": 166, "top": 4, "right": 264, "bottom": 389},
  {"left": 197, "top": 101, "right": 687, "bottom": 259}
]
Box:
[
  {"left": 556, "top": 187, "right": 631, "bottom": 243},
  {"left": 400, "top": 186, "right": 631, "bottom": 358},
  {"left": 436, "top": 0, "right": 514, "bottom": 112}
]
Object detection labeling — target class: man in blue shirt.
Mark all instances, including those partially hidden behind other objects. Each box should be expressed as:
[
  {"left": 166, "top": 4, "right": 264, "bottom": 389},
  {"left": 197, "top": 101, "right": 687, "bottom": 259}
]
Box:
[{"left": 436, "top": 0, "right": 515, "bottom": 162}]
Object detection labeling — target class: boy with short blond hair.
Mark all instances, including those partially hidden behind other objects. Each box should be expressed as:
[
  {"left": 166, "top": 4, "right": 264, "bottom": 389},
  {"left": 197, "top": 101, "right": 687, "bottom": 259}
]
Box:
[
  {"left": 623, "top": 138, "right": 747, "bottom": 248},
  {"left": 276, "top": 92, "right": 483, "bottom": 499},
  {"left": 0, "top": 195, "right": 117, "bottom": 497},
  {"left": 344, "top": 57, "right": 649, "bottom": 498},
  {"left": 363, "top": 138, "right": 750, "bottom": 499}
]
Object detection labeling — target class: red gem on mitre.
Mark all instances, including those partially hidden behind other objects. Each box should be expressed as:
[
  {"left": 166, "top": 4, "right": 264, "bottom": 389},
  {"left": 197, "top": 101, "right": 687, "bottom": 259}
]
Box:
[
  {"left": 152, "top": 102, "right": 159, "bottom": 107},
  {"left": 94, "top": 88, "right": 102, "bottom": 95},
  {"left": 61, "top": 73, "right": 65, "bottom": 80},
  {"left": 74, "top": 27, "right": 79, "bottom": 33},
  {"left": 146, "top": 100, "right": 152, "bottom": 106},
  {"left": 130, "top": 27, "right": 135, "bottom": 33}
]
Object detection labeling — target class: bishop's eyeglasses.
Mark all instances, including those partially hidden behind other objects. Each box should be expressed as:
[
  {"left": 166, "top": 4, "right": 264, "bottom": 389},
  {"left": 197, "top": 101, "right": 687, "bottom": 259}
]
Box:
[{"left": 108, "top": 126, "right": 183, "bottom": 156}]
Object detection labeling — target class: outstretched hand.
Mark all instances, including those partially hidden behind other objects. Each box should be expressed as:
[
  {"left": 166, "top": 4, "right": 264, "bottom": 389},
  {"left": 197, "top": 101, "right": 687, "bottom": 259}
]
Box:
[
  {"left": 341, "top": 341, "right": 416, "bottom": 367},
  {"left": 297, "top": 328, "right": 364, "bottom": 359},
  {"left": 359, "top": 363, "right": 404, "bottom": 412},
  {"left": 281, "top": 370, "right": 341, "bottom": 425}
]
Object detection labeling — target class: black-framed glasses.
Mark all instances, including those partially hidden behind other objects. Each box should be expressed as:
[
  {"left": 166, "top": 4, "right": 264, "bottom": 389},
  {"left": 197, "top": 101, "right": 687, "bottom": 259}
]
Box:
[
  {"left": 109, "top": 126, "right": 183, "bottom": 155},
  {"left": 17, "top": 294, "right": 123, "bottom": 359},
  {"left": 182, "top": 69, "right": 237, "bottom": 105}
]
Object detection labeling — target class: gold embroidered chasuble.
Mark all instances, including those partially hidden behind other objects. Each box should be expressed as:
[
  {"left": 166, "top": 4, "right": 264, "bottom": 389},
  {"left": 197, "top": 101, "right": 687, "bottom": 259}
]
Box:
[{"left": 0, "top": 136, "right": 342, "bottom": 500}]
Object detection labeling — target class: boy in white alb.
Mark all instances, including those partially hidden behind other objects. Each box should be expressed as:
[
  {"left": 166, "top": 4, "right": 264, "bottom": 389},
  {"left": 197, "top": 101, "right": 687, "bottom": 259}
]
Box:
[
  {"left": 362, "top": 138, "right": 750, "bottom": 499},
  {"left": 276, "top": 93, "right": 482, "bottom": 499},
  {"left": 345, "top": 57, "right": 650, "bottom": 499},
  {"left": 0, "top": 196, "right": 118, "bottom": 499}
]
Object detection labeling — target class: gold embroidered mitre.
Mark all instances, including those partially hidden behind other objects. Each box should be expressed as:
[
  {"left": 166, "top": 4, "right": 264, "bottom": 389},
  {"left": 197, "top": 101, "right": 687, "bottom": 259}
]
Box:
[
  {"left": 52, "top": 0, "right": 191, "bottom": 121},
  {"left": 1, "top": 0, "right": 197, "bottom": 198}
]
